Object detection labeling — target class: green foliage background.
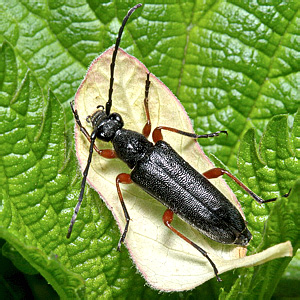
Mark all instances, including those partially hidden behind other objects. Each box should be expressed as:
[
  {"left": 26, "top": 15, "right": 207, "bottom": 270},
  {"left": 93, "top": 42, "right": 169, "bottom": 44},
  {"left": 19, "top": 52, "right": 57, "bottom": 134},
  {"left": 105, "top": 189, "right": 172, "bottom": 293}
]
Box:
[{"left": 0, "top": 1, "right": 299, "bottom": 299}]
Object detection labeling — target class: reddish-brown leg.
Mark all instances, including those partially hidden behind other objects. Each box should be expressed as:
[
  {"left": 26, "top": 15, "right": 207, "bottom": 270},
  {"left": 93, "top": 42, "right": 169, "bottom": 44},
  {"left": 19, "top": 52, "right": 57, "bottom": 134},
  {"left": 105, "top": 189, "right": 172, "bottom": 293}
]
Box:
[
  {"left": 116, "top": 173, "right": 133, "bottom": 251},
  {"left": 163, "top": 209, "right": 222, "bottom": 282},
  {"left": 203, "top": 167, "right": 289, "bottom": 203},
  {"left": 142, "top": 73, "right": 151, "bottom": 138},
  {"left": 152, "top": 126, "right": 227, "bottom": 143},
  {"left": 71, "top": 101, "right": 117, "bottom": 158}
]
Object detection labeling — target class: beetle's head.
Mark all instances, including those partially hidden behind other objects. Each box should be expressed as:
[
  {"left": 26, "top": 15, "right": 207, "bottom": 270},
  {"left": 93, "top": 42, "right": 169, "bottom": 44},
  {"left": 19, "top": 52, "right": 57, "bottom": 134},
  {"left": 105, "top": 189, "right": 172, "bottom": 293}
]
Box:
[{"left": 87, "top": 105, "right": 124, "bottom": 142}]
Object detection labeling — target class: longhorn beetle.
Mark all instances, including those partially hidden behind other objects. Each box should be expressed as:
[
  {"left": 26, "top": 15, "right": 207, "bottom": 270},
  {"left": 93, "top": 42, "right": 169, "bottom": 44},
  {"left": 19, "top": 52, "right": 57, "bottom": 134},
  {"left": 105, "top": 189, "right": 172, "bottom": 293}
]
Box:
[{"left": 67, "top": 4, "right": 287, "bottom": 281}]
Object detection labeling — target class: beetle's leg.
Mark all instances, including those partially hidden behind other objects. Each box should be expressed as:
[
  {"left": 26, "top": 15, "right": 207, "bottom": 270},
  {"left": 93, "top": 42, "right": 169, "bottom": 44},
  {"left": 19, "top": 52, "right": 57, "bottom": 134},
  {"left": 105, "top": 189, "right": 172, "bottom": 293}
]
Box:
[
  {"left": 71, "top": 101, "right": 117, "bottom": 158},
  {"left": 153, "top": 126, "right": 227, "bottom": 143},
  {"left": 142, "top": 73, "right": 151, "bottom": 138},
  {"left": 116, "top": 173, "right": 133, "bottom": 251},
  {"left": 163, "top": 209, "right": 222, "bottom": 282},
  {"left": 203, "top": 168, "right": 290, "bottom": 203}
]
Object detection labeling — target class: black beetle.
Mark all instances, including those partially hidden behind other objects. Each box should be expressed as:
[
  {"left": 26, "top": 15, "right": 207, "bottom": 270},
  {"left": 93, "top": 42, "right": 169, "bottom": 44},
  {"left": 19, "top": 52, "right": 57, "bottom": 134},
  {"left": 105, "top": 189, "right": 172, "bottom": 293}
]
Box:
[{"left": 67, "top": 4, "right": 285, "bottom": 281}]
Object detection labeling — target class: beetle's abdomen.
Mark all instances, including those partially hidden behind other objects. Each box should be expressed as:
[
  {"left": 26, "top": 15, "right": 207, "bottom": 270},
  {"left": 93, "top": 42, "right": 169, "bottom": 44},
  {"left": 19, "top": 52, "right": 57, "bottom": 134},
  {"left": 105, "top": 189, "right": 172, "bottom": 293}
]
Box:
[{"left": 131, "top": 140, "right": 252, "bottom": 245}]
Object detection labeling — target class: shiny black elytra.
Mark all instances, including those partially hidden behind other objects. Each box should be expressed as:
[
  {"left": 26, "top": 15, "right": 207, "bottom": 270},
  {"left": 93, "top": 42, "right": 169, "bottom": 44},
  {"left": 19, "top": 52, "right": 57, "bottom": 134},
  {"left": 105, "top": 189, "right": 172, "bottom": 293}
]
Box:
[{"left": 67, "top": 4, "right": 283, "bottom": 281}]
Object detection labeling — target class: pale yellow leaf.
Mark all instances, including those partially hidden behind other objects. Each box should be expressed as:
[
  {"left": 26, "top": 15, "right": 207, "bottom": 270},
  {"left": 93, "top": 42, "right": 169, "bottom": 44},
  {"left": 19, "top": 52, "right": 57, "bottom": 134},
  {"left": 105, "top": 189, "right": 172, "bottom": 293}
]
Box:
[{"left": 74, "top": 48, "right": 292, "bottom": 291}]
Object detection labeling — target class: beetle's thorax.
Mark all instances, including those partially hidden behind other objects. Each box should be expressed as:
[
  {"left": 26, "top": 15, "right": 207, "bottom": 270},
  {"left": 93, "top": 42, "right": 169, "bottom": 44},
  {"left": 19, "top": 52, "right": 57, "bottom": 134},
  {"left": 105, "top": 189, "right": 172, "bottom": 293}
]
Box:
[
  {"left": 112, "top": 129, "right": 153, "bottom": 169},
  {"left": 87, "top": 107, "right": 153, "bottom": 169}
]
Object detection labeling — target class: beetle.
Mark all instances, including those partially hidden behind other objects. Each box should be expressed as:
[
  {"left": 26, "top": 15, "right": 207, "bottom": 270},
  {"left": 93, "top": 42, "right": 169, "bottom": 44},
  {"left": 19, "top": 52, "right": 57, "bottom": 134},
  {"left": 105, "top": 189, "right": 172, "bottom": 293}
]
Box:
[{"left": 67, "top": 4, "right": 285, "bottom": 281}]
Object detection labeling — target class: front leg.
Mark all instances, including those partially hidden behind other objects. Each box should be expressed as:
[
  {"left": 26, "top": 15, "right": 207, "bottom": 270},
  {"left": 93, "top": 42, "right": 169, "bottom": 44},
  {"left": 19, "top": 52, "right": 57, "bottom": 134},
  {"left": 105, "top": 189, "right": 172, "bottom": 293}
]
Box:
[
  {"left": 142, "top": 73, "right": 151, "bottom": 138},
  {"left": 71, "top": 101, "right": 117, "bottom": 158},
  {"left": 67, "top": 102, "right": 119, "bottom": 238},
  {"left": 152, "top": 125, "right": 227, "bottom": 143}
]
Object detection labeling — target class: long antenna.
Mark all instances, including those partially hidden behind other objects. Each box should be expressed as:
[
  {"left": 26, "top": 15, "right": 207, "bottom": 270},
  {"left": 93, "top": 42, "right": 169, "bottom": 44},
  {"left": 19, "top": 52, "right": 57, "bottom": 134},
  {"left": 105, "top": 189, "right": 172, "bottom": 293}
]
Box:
[
  {"left": 106, "top": 3, "right": 142, "bottom": 115},
  {"left": 67, "top": 130, "right": 97, "bottom": 238},
  {"left": 67, "top": 5, "right": 142, "bottom": 238}
]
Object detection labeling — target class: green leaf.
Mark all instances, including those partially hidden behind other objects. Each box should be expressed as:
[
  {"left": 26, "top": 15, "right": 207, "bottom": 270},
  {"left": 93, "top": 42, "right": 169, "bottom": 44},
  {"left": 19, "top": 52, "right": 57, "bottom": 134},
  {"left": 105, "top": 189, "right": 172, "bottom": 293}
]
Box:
[
  {"left": 2, "top": 241, "right": 38, "bottom": 275},
  {"left": 0, "top": 41, "right": 156, "bottom": 299},
  {"left": 0, "top": 2, "right": 299, "bottom": 299},
  {"left": 238, "top": 112, "right": 300, "bottom": 249},
  {"left": 220, "top": 111, "right": 300, "bottom": 299}
]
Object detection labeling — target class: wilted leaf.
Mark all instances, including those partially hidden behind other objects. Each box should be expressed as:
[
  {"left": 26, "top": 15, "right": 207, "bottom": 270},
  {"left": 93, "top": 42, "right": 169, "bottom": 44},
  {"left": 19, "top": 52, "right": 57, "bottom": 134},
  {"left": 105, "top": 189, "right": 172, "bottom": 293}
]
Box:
[{"left": 74, "top": 48, "right": 293, "bottom": 291}]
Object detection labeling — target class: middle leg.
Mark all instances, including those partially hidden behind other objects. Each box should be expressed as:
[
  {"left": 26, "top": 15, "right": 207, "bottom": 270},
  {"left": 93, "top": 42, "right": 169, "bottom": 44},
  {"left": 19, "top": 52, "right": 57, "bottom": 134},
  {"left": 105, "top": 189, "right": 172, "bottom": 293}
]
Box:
[
  {"left": 116, "top": 173, "right": 133, "bottom": 251},
  {"left": 203, "top": 167, "right": 290, "bottom": 203}
]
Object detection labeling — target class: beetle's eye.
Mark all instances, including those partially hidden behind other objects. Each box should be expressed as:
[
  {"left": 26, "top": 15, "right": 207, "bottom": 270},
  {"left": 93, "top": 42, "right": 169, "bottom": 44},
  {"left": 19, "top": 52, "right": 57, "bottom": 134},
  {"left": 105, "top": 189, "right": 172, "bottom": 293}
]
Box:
[{"left": 110, "top": 113, "right": 122, "bottom": 123}]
